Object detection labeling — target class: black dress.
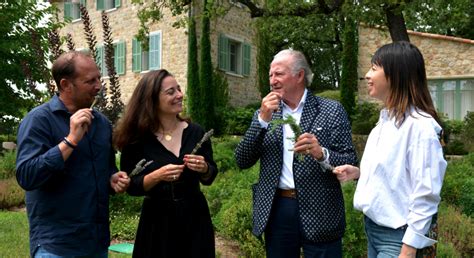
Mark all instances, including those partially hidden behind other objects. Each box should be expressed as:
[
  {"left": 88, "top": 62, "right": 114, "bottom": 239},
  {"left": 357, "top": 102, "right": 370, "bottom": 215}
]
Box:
[{"left": 120, "top": 123, "right": 218, "bottom": 258}]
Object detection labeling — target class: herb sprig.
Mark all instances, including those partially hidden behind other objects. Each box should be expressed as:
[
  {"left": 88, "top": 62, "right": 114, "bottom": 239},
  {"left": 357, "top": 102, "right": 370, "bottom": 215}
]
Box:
[
  {"left": 270, "top": 115, "right": 304, "bottom": 161},
  {"left": 190, "top": 129, "right": 214, "bottom": 155},
  {"left": 129, "top": 159, "right": 153, "bottom": 177}
]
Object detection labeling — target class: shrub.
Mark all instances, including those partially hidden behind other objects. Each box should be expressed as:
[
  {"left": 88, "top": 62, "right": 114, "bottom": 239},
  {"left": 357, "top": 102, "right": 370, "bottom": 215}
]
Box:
[
  {"left": 0, "top": 178, "right": 24, "bottom": 209},
  {"left": 109, "top": 212, "right": 140, "bottom": 241},
  {"left": 223, "top": 105, "right": 257, "bottom": 136},
  {"left": 0, "top": 150, "right": 16, "bottom": 180},
  {"left": 212, "top": 136, "right": 240, "bottom": 173},
  {"left": 206, "top": 166, "right": 265, "bottom": 257},
  {"left": 351, "top": 102, "right": 380, "bottom": 135},
  {"left": 109, "top": 194, "right": 143, "bottom": 241},
  {"left": 461, "top": 111, "right": 474, "bottom": 152},
  {"left": 316, "top": 90, "right": 341, "bottom": 102},
  {"left": 441, "top": 153, "right": 474, "bottom": 217},
  {"left": 438, "top": 203, "right": 474, "bottom": 257},
  {"left": 341, "top": 182, "right": 366, "bottom": 257}
]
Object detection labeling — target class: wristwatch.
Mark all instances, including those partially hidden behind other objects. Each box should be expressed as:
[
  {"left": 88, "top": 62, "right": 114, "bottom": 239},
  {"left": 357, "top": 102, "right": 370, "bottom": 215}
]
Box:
[{"left": 316, "top": 147, "right": 328, "bottom": 162}]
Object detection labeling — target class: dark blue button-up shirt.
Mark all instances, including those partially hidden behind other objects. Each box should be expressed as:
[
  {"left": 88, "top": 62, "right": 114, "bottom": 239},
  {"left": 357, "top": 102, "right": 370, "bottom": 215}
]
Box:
[{"left": 16, "top": 95, "right": 117, "bottom": 256}]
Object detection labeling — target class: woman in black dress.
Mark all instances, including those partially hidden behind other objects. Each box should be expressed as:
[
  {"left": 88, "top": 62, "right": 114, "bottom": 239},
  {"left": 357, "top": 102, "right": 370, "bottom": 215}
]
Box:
[{"left": 114, "top": 69, "right": 218, "bottom": 258}]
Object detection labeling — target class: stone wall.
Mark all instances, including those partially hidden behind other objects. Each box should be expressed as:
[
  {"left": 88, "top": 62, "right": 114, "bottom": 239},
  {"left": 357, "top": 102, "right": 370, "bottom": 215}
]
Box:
[
  {"left": 55, "top": 0, "right": 260, "bottom": 107},
  {"left": 358, "top": 25, "right": 474, "bottom": 103}
]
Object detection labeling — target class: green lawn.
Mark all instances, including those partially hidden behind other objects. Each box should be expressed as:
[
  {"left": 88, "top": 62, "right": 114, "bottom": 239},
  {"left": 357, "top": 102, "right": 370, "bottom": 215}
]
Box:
[{"left": 0, "top": 210, "right": 131, "bottom": 257}]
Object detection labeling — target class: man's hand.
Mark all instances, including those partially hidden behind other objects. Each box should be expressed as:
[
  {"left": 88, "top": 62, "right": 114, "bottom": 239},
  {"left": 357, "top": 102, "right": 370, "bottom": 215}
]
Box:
[
  {"left": 293, "top": 133, "right": 324, "bottom": 160},
  {"left": 259, "top": 92, "right": 281, "bottom": 122},
  {"left": 333, "top": 164, "right": 360, "bottom": 182},
  {"left": 110, "top": 171, "right": 130, "bottom": 193},
  {"left": 68, "top": 108, "right": 94, "bottom": 144}
]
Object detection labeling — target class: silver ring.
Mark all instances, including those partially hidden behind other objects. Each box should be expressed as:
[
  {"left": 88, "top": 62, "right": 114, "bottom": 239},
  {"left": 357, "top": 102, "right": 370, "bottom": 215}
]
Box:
[{"left": 172, "top": 175, "right": 177, "bottom": 180}]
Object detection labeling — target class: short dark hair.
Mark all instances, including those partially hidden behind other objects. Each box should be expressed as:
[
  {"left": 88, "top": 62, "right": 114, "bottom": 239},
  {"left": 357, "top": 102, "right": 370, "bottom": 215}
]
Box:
[
  {"left": 371, "top": 41, "right": 440, "bottom": 126},
  {"left": 52, "top": 51, "right": 93, "bottom": 91}
]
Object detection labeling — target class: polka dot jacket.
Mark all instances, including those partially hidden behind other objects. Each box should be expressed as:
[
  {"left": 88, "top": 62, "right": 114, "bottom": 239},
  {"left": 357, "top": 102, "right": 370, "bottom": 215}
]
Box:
[{"left": 234, "top": 92, "right": 358, "bottom": 242}]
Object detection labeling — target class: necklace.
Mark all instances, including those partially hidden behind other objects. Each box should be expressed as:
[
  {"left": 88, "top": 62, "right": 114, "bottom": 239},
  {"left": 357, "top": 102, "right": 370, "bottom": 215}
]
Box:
[
  {"left": 164, "top": 133, "right": 173, "bottom": 141},
  {"left": 158, "top": 121, "right": 179, "bottom": 142}
]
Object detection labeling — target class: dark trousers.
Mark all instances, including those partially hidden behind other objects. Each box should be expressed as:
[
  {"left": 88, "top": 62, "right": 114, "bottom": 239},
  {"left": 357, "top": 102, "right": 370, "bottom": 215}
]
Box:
[{"left": 264, "top": 196, "right": 342, "bottom": 258}]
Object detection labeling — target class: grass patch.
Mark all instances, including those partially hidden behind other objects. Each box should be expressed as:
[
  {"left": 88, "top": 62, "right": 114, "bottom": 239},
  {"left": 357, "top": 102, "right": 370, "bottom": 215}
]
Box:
[
  {"left": 0, "top": 211, "right": 29, "bottom": 257},
  {"left": 0, "top": 210, "right": 132, "bottom": 257}
]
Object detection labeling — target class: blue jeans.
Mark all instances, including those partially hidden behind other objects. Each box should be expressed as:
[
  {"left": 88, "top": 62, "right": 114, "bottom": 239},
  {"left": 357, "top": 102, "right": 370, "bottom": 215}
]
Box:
[
  {"left": 264, "top": 196, "right": 342, "bottom": 258},
  {"left": 34, "top": 246, "right": 108, "bottom": 258},
  {"left": 364, "top": 216, "right": 406, "bottom": 258}
]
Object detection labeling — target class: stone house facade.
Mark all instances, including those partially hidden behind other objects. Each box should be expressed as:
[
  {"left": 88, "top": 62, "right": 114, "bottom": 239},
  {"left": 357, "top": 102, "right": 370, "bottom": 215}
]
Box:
[
  {"left": 51, "top": 0, "right": 260, "bottom": 107},
  {"left": 358, "top": 25, "right": 474, "bottom": 120}
]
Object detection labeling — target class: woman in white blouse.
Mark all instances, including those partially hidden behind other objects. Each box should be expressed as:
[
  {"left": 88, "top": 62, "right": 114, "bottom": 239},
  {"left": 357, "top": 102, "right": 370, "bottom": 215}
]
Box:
[{"left": 334, "top": 41, "right": 447, "bottom": 258}]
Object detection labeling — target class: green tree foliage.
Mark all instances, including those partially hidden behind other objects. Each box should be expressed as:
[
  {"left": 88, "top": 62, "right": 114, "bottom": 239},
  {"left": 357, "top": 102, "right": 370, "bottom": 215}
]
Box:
[
  {"left": 340, "top": 9, "right": 358, "bottom": 121},
  {"left": 199, "top": 0, "right": 216, "bottom": 130},
  {"left": 0, "top": 2, "right": 58, "bottom": 119},
  {"left": 186, "top": 14, "right": 202, "bottom": 123},
  {"left": 403, "top": 0, "right": 474, "bottom": 39}
]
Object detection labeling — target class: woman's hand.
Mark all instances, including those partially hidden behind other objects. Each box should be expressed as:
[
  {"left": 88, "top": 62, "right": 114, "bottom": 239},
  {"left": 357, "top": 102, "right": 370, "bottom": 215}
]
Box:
[
  {"left": 184, "top": 154, "right": 208, "bottom": 174},
  {"left": 399, "top": 244, "right": 417, "bottom": 258},
  {"left": 143, "top": 164, "right": 184, "bottom": 191},
  {"left": 333, "top": 164, "right": 360, "bottom": 182}
]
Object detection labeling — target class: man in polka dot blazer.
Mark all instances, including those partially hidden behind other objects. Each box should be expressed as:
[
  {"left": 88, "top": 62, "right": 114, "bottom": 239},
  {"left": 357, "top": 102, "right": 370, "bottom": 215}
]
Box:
[{"left": 235, "top": 49, "right": 358, "bottom": 258}]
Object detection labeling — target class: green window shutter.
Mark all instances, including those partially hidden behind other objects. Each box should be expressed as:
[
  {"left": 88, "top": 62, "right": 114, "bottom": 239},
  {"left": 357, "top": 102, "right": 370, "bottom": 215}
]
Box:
[
  {"left": 149, "top": 33, "right": 161, "bottom": 70},
  {"left": 115, "top": 41, "right": 126, "bottom": 75},
  {"left": 242, "top": 43, "right": 251, "bottom": 76},
  {"left": 132, "top": 38, "right": 142, "bottom": 72},
  {"left": 115, "top": 0, "right": 121, "bottom": 8},
  {"left": 97, "top": 0, "right": 104, "bottom": 10},
  {"left": 64, "top": 2, "right": 72, "bottom": 20},
  {"left": 218, "top": 34, "right": 229, "bottom": 71}
]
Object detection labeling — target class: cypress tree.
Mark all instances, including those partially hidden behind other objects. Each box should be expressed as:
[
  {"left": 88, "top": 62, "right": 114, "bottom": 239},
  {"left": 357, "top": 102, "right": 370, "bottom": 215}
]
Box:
[
  {"left": 199, "top": 0, "right": 215, "bottom": 130},
  {"left": 256, "top": 20, "right": 274, "bottom": 98},
  {"left": 340, "top": 15, "right": 358, "bottom": 122},
  {"left": 186, "top": 13, "right": 201, "bottom": 123}
]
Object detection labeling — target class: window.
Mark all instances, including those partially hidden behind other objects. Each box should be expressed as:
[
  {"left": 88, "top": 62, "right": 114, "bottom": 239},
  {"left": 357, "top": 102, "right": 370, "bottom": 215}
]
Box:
[
  {"left": 132, "top": 32, "right": 161, "bottom": 72},
  {"left": 218, "top": 34, "right": 251, "bottom": 76},
  {"left": 64, "top": 0, "right": 86, "bottom": 21},
  {"left": 97, "top": 0, "right": 121, "bottom": 11},
  {"left": 96, "top": 41, "right": 126, "bottom": 77},
  {"left": 429, "top": 79, "right": 474, "bottom": 120}
]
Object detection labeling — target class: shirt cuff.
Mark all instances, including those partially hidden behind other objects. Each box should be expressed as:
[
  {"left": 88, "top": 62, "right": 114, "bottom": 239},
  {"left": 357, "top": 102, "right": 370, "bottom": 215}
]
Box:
[
  {"left": 402, "top": 226, "right": 437, "bottom": 249},
  {"left": 257, "top": 114, "right": 269, "bottom": 129}
]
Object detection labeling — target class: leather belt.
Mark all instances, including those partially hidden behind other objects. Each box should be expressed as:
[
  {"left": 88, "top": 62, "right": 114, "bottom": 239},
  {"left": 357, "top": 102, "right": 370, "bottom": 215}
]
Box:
[{"left": 276, "top": 188, "right": 297, "bottom": 199}]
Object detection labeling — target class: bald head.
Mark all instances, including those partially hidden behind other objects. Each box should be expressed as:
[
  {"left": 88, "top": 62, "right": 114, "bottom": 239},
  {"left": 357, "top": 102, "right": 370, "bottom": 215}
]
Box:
[{"left": 52, "top": 51, "right": 95, "bottom": 92}]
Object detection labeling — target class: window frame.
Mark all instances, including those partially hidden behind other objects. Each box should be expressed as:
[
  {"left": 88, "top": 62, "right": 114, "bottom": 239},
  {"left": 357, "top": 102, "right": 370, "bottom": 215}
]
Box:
[
  {"left": 132, "top": 31, "right": 162, "bottom": 73},
  {"left": 218, "top": 34, "right": 251, "bottom": 76},
  {"left": 428, "top": 78, "right": 474, "bottom": 120},
  {"left": 96, "top": 40, "right": 126, "bottom": 77},
  {"left": 64, "top": 0, "right": 86, "bottom": 22},
  {"left": 96, "top": 0, "right": 121, "bottom": 11}
]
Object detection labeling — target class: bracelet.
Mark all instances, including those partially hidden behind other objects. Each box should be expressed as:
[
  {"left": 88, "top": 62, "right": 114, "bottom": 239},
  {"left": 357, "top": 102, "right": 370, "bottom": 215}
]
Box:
[{"left": 63, "top": 137, "right": 77, "bottom": 149}]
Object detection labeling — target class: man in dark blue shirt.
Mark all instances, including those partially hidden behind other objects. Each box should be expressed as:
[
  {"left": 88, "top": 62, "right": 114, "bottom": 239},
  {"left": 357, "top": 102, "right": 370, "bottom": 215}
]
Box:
[{"left": 16, "top": 51, "right": 130, "bottom": 257}]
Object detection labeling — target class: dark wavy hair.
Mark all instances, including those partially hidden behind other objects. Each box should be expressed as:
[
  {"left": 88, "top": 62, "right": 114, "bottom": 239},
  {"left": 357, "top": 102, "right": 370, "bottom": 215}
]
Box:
[
  {"left": 371, "top": 41, "right": 441, "bottom": 127},
  {"left": 113, "top": 69, "right": 187, "bottom": 149}
]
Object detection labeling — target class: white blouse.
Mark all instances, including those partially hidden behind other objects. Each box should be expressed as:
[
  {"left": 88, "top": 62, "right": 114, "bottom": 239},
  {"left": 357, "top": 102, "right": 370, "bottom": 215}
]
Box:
[{"left": 354, "top": 107, "right": 447, "bottom": 249}]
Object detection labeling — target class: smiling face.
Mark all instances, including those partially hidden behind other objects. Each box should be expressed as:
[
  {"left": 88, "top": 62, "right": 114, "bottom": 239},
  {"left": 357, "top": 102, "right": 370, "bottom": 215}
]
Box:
[
  {"left": 365, "top": 64, "right": 391, "bottom": 104},
  {"left": 157, "top": 76, "right": 183, "bottom": 116}
]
